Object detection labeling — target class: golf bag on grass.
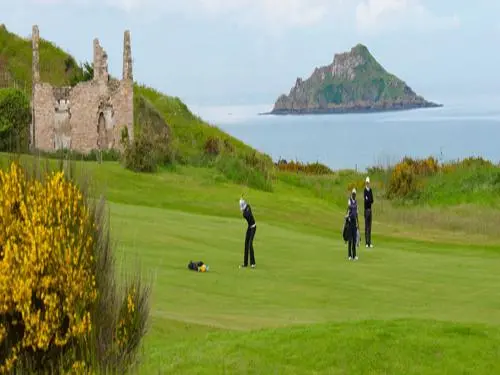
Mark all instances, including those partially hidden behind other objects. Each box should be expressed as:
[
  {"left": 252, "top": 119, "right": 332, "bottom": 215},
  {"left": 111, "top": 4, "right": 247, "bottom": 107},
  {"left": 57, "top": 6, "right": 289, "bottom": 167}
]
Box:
[
  {"left": 342, "top": 216, "right": 349, "bottom": 243},
  {"left": 342, "top": 216, "right": 361, "bottom": 246},
  {"left": 187, "top": 260, "right": 209, "bottom": 272}
]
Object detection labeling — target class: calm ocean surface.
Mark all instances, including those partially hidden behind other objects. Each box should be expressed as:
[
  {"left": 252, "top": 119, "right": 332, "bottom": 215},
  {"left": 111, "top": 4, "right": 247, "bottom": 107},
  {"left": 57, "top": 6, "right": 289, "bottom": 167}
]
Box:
[{"left": 188, "top": 94, "right": 500, "bottom": 171}]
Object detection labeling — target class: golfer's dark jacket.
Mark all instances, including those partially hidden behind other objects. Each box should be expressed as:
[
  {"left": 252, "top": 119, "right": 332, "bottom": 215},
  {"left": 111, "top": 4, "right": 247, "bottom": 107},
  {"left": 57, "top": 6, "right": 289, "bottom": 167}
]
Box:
[
  {"left": 364, "top": 187, "right": 374, "bottom": 210},
  {"left": 243, "top": 205, "right": 256, "bottom": 227}
]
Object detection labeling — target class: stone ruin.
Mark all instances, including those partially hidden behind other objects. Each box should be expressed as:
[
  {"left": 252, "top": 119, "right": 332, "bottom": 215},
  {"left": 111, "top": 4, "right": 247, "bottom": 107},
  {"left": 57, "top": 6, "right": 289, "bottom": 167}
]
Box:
[{"left": 30, "top": 25, "right": 134, "bottom": 153}]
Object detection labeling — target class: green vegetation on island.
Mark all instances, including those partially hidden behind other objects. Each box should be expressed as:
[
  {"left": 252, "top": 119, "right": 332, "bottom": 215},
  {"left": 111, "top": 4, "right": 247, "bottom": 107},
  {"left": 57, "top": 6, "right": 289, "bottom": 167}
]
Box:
[{"left": 269, "top": 44, "right": 441, "bottom": 115}]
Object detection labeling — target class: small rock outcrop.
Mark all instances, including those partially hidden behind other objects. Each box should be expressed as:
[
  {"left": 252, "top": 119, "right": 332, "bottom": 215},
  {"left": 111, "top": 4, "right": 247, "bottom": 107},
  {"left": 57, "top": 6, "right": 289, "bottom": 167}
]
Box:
[{"left": 268, "top": 44, "right": 441, "bottom": 115}]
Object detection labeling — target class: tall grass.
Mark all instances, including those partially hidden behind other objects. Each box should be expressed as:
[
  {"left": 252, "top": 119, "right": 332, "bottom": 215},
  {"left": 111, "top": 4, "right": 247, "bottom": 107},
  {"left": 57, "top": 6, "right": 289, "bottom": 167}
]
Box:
[{"left": 377, "top": 201, "right": 500, "bottom": 242}]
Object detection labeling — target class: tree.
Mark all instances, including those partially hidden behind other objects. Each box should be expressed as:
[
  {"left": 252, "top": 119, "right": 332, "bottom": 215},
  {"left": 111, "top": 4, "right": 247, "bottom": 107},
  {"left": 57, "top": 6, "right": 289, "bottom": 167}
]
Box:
[
  {"left": 0, "top": 88, "right": 31, "bottom": 152},
  {"left": 69, "top": 61, "right": 94, "bottom": 86}
]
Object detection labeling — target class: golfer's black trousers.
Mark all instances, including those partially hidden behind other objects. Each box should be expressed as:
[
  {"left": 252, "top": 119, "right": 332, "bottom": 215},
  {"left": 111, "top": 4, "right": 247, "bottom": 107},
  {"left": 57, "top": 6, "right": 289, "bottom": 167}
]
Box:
[
  {"left": 244, "top": 225, "right": 256, "bottom": 266},
  {"left": 348, "top": 222, "right": 357, "bottom": 258},
  {"left": 364, "top": 208, "right": 372, "bottom": 246}
]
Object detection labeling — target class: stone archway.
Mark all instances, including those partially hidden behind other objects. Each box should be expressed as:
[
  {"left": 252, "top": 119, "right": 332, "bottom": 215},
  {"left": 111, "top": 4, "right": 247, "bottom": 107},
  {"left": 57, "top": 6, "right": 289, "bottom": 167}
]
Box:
[{"left": 97, "top": 112, "right": 108, "bottom": 150}]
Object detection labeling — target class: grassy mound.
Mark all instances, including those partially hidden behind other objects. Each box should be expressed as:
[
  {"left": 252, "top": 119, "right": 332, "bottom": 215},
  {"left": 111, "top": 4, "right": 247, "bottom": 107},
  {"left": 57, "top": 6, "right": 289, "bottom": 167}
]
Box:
[{"left": 134, "top": 85, "right": 274, "bottom": 191}]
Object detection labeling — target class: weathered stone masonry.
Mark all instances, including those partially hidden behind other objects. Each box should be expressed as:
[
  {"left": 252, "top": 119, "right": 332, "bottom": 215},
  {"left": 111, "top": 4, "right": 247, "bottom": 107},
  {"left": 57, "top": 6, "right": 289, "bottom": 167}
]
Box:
[{"left": 31, "top": 25, "right": 134, "bottom": 153}]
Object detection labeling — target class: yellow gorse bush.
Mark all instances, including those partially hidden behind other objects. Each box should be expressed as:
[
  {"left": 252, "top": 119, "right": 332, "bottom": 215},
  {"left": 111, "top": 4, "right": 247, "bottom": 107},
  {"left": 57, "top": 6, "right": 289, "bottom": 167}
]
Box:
[
  {"left": 115, "top": 286, "right": 137, "bottom": 351},
  {"left": 0, "top": 162, "right": 97, "bottom": 372},
  {"left": 386, "top": 156, "right": 440, "bottom": 199}
]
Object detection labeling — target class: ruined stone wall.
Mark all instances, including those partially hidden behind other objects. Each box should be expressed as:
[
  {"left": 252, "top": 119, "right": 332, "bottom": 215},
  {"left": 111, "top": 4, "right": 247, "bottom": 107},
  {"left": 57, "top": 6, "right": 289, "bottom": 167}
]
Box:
[
  {"left": 110, "top": 80, "right": 134, "bottom": 145},
  {"left": 32, "top": 83, "right": 57, "bottom": 150},
  {"left": 31, "top": 25, "right": 134, "bottom": 153}
]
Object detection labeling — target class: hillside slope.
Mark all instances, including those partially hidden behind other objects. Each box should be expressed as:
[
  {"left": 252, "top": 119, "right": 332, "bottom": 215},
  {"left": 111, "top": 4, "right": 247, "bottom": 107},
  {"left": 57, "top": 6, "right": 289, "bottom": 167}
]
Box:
[
  {"left": 269, "top": 44, "right": 441, "bottom": 115},
  {"left": 0, "top": 24, "right": 273, "bottom": 189},
  {"left": 0, "top": 24, "right": 80, "bottom": 91}
]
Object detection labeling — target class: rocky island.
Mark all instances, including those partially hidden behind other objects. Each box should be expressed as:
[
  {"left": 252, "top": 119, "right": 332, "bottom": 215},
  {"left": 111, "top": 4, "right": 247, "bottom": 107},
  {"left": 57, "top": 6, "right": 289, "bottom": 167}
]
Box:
[{"left": 266, "top": 44, "right": 442, "bottom": 115}]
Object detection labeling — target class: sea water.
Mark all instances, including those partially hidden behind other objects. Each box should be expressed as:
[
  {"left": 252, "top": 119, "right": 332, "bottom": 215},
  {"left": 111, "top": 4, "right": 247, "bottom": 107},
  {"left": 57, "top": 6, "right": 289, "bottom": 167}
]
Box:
[{"left": 188, "top": 94, "right": 500, "bottom": 171}]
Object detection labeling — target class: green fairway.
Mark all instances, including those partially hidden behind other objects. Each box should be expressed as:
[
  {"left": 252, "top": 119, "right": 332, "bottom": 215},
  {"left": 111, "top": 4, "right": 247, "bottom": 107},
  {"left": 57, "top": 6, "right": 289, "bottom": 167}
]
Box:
[
  {"left": 81, "top": 162, "right": 500, "bottom": 374},
  {"left": 1, "top": 155, "right": 499, "bottom": 373}
]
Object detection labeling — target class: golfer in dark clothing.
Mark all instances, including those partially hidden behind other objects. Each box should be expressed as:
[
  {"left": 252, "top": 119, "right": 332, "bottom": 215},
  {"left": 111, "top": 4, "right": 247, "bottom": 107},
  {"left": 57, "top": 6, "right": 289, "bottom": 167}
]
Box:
[
  {"left": 239, "top": 197, "right": 256, "bottom": 268},
  {"left": 364, "top": 176, "right": 374, "bottom": 248},
  {"left": 346, "top": 188, "right": 359, "bottom": 261}
]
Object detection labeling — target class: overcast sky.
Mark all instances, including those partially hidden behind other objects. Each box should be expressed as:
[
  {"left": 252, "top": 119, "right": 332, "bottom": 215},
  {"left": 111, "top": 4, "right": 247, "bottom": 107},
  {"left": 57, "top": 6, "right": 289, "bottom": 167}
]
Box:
[{"left": 2, "top": 0, "right": 499, "bottom": 106}]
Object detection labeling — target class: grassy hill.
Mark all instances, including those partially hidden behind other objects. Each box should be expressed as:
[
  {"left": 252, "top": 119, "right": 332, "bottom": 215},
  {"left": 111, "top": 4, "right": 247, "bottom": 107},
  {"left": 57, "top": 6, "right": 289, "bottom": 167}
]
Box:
[
  {"left": 0, "top": 24, "right": 80, "bottom": 91},
  {"left": 0, "top": 24, "right": 273, "bottom": 189}
]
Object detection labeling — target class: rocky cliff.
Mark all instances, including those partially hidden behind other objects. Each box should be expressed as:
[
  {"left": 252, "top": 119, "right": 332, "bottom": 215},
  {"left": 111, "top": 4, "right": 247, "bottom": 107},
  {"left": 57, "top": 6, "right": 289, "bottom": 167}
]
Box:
[{"left": 268, "top": 44, "right": 441, "bottom": 115}]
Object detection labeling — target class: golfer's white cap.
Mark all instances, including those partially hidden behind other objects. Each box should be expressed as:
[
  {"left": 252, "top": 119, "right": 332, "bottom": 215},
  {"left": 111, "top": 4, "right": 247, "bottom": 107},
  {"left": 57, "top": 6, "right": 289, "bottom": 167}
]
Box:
[
  {"left": 366, "top": 176, "right": 370, "bottom": 183},
  {"left": 352, "top": 188, "right": 356, "bottom": 194},
  {"left": 239, "top": 198, "right": 247, "bottom": 211}
]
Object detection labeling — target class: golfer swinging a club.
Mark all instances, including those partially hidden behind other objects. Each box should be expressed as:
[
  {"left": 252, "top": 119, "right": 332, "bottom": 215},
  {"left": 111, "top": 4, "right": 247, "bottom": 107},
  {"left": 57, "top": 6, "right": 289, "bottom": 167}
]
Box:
[{"left": 239, "top": 196, "right": 256, "bottom": 268}]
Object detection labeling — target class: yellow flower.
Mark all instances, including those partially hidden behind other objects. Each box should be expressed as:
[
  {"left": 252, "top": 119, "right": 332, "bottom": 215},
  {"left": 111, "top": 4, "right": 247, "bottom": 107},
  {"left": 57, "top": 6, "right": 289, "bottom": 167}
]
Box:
[{"left": 0, "top": 162, "right": 97, "bottom": 369}]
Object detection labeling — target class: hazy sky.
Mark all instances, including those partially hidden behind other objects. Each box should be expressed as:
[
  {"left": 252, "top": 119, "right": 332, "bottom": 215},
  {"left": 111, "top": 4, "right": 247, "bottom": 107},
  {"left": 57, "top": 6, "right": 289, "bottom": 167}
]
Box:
[{"left": 2, "top": 0, "right": 499, "bottom": 106}]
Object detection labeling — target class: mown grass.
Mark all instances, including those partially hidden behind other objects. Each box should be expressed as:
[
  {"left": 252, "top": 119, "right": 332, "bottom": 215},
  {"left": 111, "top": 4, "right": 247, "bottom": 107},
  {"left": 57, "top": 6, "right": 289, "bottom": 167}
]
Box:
[
  {"left": 1, "top": 153, "right": 499, "bottom": 374},
  {"left": 110, "top": 197, "right": 500, "bottom": 374},
  {"left": 143, "top": 319, "right": 500, "bottom": 374}
]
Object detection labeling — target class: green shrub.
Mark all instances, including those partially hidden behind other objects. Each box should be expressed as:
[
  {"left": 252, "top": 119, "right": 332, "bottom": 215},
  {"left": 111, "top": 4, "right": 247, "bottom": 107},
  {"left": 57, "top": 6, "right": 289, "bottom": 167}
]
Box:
[
  {"left": 223, "top": 138, "right": 235, "bottom": 153},
  {"left": 124, "top": 94, "right": 173, "bottom": 173},
  {"left": 0, "top": 88, "right": 31, "bottom": 152},
  {"left": 442, "top": 156, "right": 494, "bottom": 174},
  {"left": 214, "top": 154, "right": 274, "bottom": 192},
  {"left": 276, "top": 159, "right": 333, "bottom": 175},
  {"left": 122, "top": 131, "right": 161, "bottom": 173},
  {"left": 69, "top": 61, "right": 93, "bottom": 87},
  {"left": 204, "top": 136, "right": 221, "bottom": 156}
]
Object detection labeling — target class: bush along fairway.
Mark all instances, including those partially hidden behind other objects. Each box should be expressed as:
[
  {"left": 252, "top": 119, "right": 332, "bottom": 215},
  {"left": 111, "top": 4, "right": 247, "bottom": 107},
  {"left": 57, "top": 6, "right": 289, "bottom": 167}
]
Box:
[{"left": 0, "top": 159, "right": 151, "bottom": 373}]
